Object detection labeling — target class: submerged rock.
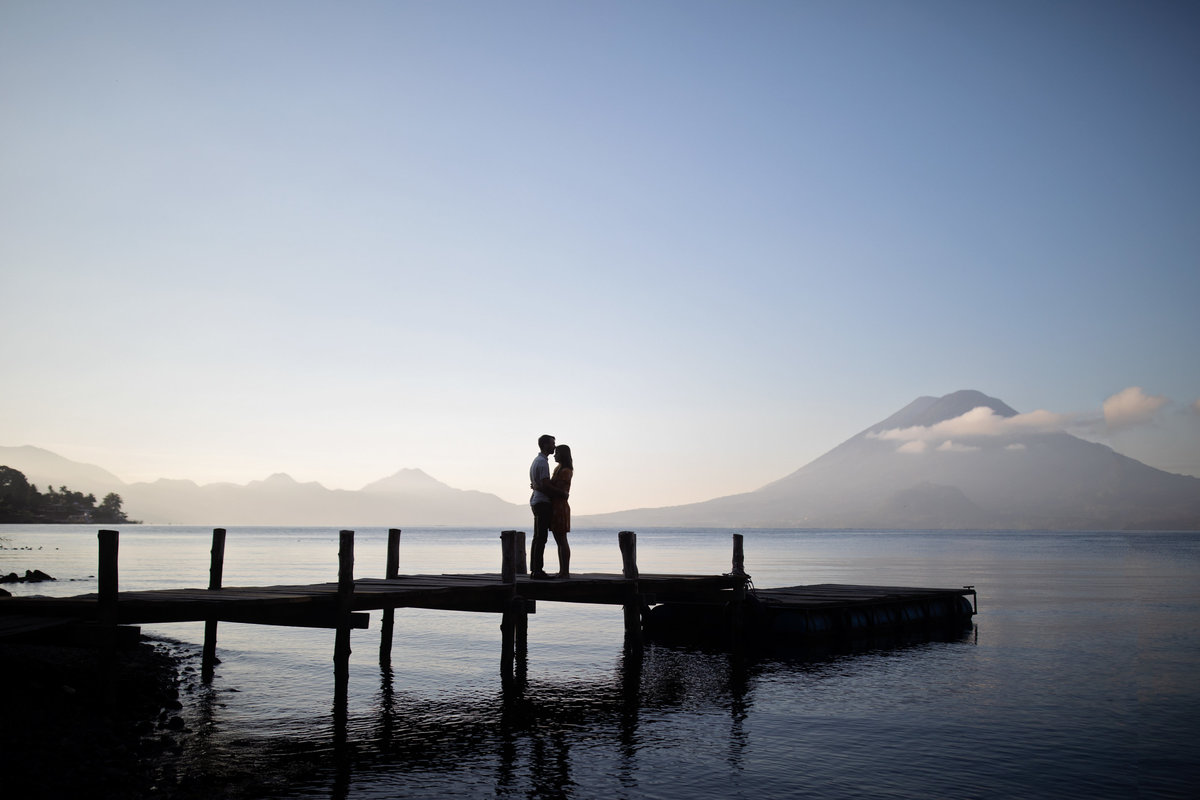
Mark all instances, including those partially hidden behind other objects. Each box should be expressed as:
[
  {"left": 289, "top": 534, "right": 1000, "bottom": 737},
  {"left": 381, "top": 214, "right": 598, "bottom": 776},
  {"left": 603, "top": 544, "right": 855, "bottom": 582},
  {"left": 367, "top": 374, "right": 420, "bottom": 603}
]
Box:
[{"left": 0, "top": 569, "right": 56, "bottom": 583}]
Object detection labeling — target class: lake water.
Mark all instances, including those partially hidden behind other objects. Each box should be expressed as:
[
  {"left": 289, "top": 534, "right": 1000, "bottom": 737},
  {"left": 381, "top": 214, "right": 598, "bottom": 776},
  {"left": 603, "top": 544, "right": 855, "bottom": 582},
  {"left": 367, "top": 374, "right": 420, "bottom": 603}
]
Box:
[{"left": 2, "top": 526, "right": 1198, "bottom": 799}]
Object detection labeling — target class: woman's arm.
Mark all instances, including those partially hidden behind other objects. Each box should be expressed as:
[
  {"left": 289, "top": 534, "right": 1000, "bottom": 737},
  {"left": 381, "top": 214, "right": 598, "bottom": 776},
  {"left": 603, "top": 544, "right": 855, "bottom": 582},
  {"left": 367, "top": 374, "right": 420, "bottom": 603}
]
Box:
[{"left": 535, "top": 467, "right": 569, "bottom": 498}]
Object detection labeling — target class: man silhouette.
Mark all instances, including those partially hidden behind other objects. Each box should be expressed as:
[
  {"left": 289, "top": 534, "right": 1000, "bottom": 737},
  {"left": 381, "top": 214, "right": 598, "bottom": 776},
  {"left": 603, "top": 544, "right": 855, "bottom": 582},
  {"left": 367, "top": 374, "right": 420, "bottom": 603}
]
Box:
[{"left": 529, "top": 434, "right": 556, "bottom": 579}]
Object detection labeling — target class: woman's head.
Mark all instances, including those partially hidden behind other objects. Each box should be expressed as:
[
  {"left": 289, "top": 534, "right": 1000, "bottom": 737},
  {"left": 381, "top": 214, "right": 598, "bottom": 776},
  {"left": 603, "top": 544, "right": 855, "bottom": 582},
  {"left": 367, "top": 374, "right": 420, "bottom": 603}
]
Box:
[{"left": 554, "top": 444, "right": 573, "bottom": 469}]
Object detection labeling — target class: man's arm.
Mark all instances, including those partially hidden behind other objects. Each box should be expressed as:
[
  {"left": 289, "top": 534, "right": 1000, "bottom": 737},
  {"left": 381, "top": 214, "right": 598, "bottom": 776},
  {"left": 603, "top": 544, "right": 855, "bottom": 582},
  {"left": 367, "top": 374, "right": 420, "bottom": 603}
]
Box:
[{"left": 531, "top": 476, "right": 567, "bottom": 498}]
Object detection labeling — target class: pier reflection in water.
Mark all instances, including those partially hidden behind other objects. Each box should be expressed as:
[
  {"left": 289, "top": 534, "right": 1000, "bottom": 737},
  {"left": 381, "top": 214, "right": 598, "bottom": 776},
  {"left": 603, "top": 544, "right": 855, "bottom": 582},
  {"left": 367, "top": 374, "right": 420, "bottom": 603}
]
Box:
[{"left": 174, "top": 623, "right": 974, "bottom": 800}]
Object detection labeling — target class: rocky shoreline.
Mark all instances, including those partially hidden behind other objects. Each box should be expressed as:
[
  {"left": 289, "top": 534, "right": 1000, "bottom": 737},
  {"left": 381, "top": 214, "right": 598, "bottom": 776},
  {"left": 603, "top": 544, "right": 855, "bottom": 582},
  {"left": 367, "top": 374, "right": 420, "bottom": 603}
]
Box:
[
  {"left": 0, "top": 636, "right": 196, "bottom": 798},
  {"left": 0, "top": 568, "right": 57, "bottom": 596}
]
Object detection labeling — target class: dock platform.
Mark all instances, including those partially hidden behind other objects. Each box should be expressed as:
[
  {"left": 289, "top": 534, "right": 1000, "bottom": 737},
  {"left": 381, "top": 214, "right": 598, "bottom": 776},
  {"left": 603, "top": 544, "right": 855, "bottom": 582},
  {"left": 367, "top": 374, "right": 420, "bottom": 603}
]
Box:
[
  {"left": 0, "top": 571, "right": 744, "bottom": 628},
  {"left": 646, "top": 581, "right": 977, "bottom": 644},
  {"left": 1, "top": 528, "right": 978, "bottom": 696}
]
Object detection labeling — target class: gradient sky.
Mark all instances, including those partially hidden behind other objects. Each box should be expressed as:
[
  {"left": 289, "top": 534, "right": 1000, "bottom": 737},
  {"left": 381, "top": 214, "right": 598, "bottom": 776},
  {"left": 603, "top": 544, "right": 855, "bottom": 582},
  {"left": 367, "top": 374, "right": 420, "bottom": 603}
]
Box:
[{"left": 2, "top": 1, "right": 1198, "bottom": 514}]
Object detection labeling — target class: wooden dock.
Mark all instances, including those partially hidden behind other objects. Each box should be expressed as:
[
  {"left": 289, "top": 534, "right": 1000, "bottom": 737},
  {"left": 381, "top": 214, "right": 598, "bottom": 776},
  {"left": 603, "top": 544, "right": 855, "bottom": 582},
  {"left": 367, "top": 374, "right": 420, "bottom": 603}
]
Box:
[
  {"left": 646, "top": 581, "right": 977, "bottom": 644},
  {"left": 0, "top": 571, "right": 744, "bottom": 627},
  {"left": 0, "top": 529, "right": 747, "bottom": 679},
  {"left": 1, "top": 528, "right": 978, "bottom": 692}
]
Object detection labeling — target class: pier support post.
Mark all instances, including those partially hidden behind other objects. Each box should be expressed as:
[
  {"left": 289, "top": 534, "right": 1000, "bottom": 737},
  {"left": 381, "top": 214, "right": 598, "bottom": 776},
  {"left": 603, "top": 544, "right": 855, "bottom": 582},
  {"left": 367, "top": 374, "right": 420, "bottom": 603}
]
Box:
[
  {"left": 98, "top": 530, "right": 119, "bottom": 705},
  {"left": 202, "top": 528, "right": 227, "bottom": 683},
  {"left": 729, "top": 533, "right": 748, "bottom": 648},
  {"left": 499, "top": 531, "right": 528, "bottom": 684},
  {"left": 619, "top": 531, "right": 642, "bottom": 647},
  {"left": 334, "top": 531, "right": 355, "bottom": 716},
  {"left": 501, "top": 530, "right": 519, "bottom": 584},
  {"left": 500, "top": 595, "right": 528, "bottom": 687},
  {"left": 97, "top": 529, "right": 119, "bottom": 626},
  {"left": 380, "top": 528, "right": 402, "bottom": 661}
]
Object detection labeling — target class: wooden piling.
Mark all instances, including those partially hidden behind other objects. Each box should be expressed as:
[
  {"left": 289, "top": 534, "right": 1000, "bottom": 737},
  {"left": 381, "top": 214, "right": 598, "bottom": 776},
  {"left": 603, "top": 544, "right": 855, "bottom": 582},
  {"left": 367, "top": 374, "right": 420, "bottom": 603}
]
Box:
[
  {"left": 500, "top": 594, "right": 525, "bottom": 685},
  {"left": 97, "top": 529, "right": 119, "bottom": 705},
  {"left": 619, "top": 531, "right": 641, "bottom": 645},
  {"left": 202, "top": 528, "right": 226, "bottom": 682},
  {"left": 334, "top": 533, "right": 355, "bottom": 767},
  {"left": 380, "top": 528, "right": 401, "bottom": 660},
  {"left": 729, "top": 533, "right": 747, "bottom": 647},
  {"left": 501, "top": 530, "right": 518, "bottom": 584},
  {"left": 619, "top": 531, "right": 639, "bottom": 580},
  {"left": 386, "top": 529, "right": 402, "bottom": 576},
  {"left": 499, "top": 531, "right": 528, "bottom": 683},
  {"left": 334, "top": 531, "right": 355, "bottom": 709},
  {"left": 97, "top": 530, "right": 119, "bottom": 626}
]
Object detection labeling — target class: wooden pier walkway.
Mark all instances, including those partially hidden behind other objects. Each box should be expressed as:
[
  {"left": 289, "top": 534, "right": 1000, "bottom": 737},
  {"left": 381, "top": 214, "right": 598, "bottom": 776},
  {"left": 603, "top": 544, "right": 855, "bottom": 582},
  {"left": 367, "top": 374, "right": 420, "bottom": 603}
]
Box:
[
  {"left": 1, "top": 528, "right": 977, "bottom": 695},
  {"left": 0, "top": 529, "right": 747, "bottom": 676},
  {"left": 0, "top": 571, "right": 743, "bottom": 627}
]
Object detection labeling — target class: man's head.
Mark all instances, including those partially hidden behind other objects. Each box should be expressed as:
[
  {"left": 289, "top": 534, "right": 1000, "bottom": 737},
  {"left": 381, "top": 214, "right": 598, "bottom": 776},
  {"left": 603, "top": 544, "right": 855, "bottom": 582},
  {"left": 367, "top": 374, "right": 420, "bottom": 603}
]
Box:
[{"left": 538, "top": 434, "right": 556, "bottom": 455}]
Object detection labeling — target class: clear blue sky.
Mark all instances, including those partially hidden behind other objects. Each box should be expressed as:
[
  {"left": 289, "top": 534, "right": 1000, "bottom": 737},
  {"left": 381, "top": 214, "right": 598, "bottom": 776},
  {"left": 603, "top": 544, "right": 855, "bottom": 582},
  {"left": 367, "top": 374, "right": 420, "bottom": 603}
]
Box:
[{"left": 2, "top": 1, "right": 1198, "bottom": 513}]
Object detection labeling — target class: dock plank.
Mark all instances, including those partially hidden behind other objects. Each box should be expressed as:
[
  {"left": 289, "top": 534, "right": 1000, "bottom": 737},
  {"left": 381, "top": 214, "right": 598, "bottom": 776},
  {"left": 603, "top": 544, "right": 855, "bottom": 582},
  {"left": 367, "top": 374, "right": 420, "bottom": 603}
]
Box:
[
  {"left": 754, "top": 584, "right": 971, "bottom": 608},
  {"left": 0, "top": 571, "right": 746, "bottom": 626}
]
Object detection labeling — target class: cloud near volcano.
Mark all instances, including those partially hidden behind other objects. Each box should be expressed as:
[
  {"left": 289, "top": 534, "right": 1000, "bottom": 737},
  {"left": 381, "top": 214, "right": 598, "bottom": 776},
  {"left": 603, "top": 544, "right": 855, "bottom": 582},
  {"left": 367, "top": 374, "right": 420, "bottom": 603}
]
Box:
[
  {"left": 869, "top": 386, "right": 1190, "bottom": 459},
  {"left": 869, "top": 406, "right": 1073, "bottom": 447},
  {"left": 1103, "top": 386, "right": 1168, "bottom": 429}
]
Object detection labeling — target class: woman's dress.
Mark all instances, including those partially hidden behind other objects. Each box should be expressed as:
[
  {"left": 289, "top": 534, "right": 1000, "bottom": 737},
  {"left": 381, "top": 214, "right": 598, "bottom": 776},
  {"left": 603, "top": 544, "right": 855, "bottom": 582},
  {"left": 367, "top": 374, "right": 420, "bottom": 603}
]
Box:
[{"left": 549, "top": 466, "right": 572, "bottom": 534}]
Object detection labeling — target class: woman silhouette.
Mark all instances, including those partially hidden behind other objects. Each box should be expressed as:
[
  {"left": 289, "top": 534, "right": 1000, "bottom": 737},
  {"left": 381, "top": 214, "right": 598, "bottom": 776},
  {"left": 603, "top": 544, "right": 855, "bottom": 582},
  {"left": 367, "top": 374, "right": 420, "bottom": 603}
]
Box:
[{"left": 548, "top": 444, "right": 573, "bottom": 578}]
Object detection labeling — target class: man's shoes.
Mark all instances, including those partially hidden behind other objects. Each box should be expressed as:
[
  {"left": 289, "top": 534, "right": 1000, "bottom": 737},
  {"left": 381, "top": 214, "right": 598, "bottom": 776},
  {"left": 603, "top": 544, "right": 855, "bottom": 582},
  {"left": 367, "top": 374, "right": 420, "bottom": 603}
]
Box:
[{"left": 530, "top": 571, "right": 552, "bottom": 580}]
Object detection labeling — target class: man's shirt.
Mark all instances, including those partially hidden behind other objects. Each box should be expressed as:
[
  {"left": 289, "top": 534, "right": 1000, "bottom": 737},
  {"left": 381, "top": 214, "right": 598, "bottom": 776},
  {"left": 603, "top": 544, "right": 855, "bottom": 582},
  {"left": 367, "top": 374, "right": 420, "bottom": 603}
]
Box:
[{"left": 530, "top": 452, "right": 551, "bottom": 505}]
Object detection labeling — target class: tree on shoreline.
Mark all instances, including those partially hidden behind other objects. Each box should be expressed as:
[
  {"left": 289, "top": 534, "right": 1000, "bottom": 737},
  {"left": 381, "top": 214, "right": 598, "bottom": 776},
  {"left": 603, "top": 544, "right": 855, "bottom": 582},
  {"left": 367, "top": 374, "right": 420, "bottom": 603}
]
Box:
[{"left": 0, "top": 466, "right": 135, "bottom": 523}]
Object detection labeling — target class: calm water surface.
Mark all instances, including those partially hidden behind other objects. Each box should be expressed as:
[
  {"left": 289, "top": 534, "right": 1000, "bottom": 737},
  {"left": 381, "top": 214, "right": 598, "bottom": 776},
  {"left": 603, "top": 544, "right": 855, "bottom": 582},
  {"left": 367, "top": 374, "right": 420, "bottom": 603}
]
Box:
[{"left": 2, "top": 526, "right": 1197, "bottom": 799}]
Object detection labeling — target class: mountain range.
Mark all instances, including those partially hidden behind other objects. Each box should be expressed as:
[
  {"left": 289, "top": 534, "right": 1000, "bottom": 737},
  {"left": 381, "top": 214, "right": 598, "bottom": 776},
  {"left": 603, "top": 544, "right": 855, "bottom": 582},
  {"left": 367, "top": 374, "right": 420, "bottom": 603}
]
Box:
[
  {"left": 0, "top": 446, "right": 529, "bottom": 527},
  {"left": 3, "top": 390, "right": 1198, "bottom": 529}
]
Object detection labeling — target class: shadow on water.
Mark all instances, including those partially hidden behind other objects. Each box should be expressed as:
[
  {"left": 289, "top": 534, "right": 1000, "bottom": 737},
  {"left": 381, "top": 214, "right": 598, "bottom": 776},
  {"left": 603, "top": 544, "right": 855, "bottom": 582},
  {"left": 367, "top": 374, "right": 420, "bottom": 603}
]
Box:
[{"left": 164, "top": 623, "right": 976, "bottom": 799}]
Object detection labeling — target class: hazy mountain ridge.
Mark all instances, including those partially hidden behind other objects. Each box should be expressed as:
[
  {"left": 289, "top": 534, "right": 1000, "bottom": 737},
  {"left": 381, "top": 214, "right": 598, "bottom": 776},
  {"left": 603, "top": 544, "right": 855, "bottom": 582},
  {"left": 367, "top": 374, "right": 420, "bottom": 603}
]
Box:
[
  {"left": 0, "top": 446, "right": 528, "bottom": 526},
  {"left": 4, "top": 389, "right": 1198, "bottom": 529},
  {"left": 0, "top": 445, "right": 128, "bottom": 493}
]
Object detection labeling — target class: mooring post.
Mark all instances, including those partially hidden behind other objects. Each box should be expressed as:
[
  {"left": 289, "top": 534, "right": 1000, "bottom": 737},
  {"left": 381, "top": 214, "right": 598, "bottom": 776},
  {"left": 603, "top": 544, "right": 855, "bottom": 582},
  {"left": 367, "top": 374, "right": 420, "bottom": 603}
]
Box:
[
  {"left": 729, "top": 533, "right": 748, "bottom": 648},
  {"left": 619, "top": 531, "right": 639, "bottom": 580},
  {"left": 501, "top": 530, "right": 518, "bottom": 584},
  {"left": 499, "top": 531, "right": 529, "bottom": 683},
  {"left": 98, "top": 529, "right": 119, "bottom": 625},
  {"left": 618, "top": 531, "right": 642, "bottom": 646},
  {"left": 333, "top": 530, "right": 355, "bottom": 764},
  {"left": 334, "top": 530, "right": 355, "bottom": 709},
  {"left": 380, "top": 528, "right": 402, "bottom": 661},
  {"left": 511, "top": 534, "right": 528, "bottom": 675},
  {"left": 500, "top": 531, "right": 517, "bottom": 676},
  {"left": 97, "top": 529, "right": 119, "bottom": 705},
  {"left": 731, "top": 533, "right": 746, "bottom": 576},
  {"left": 201, "top": 528, "right": 227, "bottom": 682}
]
